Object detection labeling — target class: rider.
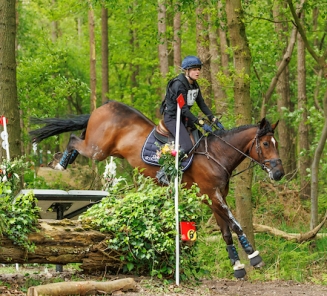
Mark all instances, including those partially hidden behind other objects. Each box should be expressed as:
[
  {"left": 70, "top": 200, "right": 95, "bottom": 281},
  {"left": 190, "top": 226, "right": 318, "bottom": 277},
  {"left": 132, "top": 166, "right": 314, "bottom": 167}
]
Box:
[
  {"left": 157, "top": 55, "right": 224, "bottom": 184},
  {"left": 160, "top": 55, "right": 224, "bottom": 157}
]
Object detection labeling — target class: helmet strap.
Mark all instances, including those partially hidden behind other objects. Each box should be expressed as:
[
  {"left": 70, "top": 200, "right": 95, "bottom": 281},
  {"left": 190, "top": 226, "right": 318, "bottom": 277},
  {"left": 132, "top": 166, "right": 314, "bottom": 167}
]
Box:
[{"left": 185, "top": 70, "right": 195, "bottom": 84}]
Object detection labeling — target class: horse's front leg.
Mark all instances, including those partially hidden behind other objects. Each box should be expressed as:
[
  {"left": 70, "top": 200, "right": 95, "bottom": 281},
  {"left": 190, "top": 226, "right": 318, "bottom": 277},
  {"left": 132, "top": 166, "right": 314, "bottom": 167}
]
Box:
[
  {"left": 212, "top": 191, "right": 264, "bottom": 278},
  {"left": 214, "top": 214, "right": 246, "bottom": 278}
]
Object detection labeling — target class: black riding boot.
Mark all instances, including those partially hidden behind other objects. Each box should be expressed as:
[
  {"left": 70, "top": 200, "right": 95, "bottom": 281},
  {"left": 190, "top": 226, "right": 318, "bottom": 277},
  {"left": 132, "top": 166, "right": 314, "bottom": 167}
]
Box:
[
  {"left": 179, "top": 149, "right": 187, "bottom": 161},
  {"left": 156, "top": 168, "right": 170, "bottom": 185}
]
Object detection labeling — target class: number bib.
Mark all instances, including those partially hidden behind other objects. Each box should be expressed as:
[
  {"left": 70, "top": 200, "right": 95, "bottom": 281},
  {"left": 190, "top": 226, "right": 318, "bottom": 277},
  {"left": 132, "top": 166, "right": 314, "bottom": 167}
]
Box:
[{"left": 186, "top": 89, "right": 199, "bottom": 106}]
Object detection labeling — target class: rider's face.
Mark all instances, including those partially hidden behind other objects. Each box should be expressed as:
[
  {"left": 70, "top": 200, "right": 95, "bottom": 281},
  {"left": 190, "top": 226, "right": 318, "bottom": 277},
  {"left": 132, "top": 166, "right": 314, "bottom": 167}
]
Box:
[{"left": 187, "top": 68, "right": 201, "bottom": 81}]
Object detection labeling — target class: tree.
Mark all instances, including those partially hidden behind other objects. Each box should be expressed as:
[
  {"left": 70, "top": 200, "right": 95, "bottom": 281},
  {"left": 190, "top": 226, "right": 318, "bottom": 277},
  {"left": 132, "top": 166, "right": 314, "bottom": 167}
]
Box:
[
  {"left": 225, "top": 0, "right": 254, "bottom": 251},
  {"left": 0, "top": 0, "right": 21, "bottom": 160},
  {"left": 101, "top": 6, "right": 109, "bottom": 104},
  {"left": 286, "top": 0, "right": 327, "bottom": 228},
  {"left": 173, "top": 2, "right": 181, "bottom": 72},
  {"left": 88, "top": 2, "right": 97, "bottom": 112},
  {"left": 273, "top": 2, "right": 296, "bottom": 177},
  {"left": 211, "top": 0, "right": 228, "bottom": 116},
  {"left": 196, "top": 1, "right": 212, "bottom": 107},
  {"left": 297, "top": 11, "right": 310, "bottom": 200}
]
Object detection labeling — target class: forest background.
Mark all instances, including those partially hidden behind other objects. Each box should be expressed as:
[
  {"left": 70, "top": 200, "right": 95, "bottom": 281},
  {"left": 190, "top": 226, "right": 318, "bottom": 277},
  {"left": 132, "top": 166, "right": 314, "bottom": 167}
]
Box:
[{"left": 1, "top": 0, "right": 327, "bottom": 283}]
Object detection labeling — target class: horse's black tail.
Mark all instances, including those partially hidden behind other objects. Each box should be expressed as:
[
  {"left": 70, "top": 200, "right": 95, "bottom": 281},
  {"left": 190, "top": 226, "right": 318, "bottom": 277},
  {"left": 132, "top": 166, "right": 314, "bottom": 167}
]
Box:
[{"left": 29, "top": 114, "right": 90, "bottom": 143}]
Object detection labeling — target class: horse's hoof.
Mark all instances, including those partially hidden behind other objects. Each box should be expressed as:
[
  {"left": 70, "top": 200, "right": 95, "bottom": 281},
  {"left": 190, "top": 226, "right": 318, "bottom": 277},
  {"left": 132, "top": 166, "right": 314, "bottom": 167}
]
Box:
[
  {"left": 253, "top": 260, "right": 265, "bottom": 268},
  {"left": 234, "top": 268, "right": 246, "bottom": 279},
  {"left": 248, "top": 250, "right": 264, "bottom": 267}
]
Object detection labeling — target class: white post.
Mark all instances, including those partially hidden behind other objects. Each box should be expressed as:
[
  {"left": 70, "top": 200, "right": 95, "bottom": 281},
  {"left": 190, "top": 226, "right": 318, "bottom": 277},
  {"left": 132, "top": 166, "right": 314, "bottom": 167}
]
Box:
[
  {"left": 174, "top": 103, "right": 182, "bottom": 286},
  {"left": 1, "top": 117, "right": 10, "bottom": 160}
]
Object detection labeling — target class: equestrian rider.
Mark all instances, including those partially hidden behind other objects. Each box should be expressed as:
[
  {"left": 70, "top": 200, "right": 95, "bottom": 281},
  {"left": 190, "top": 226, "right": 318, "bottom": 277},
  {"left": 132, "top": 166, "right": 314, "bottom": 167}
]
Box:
[{"left": 160, "top": 55, "right": 224, "bottom": 157}]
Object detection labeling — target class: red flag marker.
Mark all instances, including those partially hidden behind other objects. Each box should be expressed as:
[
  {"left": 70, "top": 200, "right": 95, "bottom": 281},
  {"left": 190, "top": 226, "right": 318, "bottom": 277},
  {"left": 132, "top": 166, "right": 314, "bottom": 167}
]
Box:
[
  {"left": 177, "top": 94, "right": 185, "bottom": 108},
  {"left": 0, "top": 116, "right": 8, "bottom": 126}
]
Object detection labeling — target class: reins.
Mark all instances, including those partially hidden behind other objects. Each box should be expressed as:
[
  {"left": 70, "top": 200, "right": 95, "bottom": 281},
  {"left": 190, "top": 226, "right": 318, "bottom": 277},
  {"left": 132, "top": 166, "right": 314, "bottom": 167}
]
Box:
[{"left": 194, "top": 129, "right": 272, "bottom": 179}]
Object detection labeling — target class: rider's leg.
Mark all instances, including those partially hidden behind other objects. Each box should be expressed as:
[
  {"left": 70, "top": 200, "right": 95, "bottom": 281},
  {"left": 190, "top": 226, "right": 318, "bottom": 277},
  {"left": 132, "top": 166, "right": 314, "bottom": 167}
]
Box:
[
  {"left": 156, "top": 115, "right": 192, "bottom": 185},
  {"left": 164, "top": 113, "right": 193, "bottom": 153}
]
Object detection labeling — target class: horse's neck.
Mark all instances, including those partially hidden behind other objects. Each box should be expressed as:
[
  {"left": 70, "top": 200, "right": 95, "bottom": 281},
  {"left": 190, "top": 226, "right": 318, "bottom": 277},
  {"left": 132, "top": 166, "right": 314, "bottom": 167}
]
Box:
[
  {"left": 228, "top": 127, "right": 257, "bottom": 153},
  {"left": 210, "top": 127, "right": 257, "bottom": 167}
]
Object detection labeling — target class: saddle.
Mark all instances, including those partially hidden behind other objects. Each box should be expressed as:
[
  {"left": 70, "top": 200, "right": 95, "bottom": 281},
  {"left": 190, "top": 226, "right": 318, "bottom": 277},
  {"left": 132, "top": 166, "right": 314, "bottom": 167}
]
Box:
[
  {"left": 141, "top": 119, "right": 201, "bottom": 171},
  {"left": 154, "top": 119, "right": 199, "bottom": 146}
]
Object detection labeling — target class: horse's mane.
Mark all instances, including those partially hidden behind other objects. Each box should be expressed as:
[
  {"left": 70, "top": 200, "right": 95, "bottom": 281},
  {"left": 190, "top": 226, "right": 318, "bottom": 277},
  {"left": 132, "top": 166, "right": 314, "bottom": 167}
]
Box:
[{"left": 212, "top": 119, "right": 274, "bottom": 137}]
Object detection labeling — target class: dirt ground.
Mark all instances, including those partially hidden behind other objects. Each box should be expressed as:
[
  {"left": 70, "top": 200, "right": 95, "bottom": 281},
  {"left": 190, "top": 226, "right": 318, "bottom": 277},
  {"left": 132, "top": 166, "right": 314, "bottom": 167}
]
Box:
[{"left": 1, "top": 267, "right": 327, "bottom": 296}]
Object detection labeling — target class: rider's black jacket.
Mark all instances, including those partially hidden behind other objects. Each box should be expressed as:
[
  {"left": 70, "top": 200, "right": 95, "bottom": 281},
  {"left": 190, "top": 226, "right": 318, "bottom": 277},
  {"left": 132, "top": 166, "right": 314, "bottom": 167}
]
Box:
[{"left": 160, "top": 73, "right": 213, "bottom": 128}]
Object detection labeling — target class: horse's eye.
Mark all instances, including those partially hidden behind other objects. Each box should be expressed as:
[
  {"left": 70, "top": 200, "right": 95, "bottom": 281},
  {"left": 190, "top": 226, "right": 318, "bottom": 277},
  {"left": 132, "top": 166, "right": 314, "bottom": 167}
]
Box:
[{"left": 263, "top": 141, "right": 269, "bottom": 147}]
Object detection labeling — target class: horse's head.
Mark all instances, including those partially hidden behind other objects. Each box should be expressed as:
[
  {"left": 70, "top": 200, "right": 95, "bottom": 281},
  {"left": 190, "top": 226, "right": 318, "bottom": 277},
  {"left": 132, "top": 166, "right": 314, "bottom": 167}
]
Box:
[{"left": 249, "top": 118, "right": 285, "bottom": 181}]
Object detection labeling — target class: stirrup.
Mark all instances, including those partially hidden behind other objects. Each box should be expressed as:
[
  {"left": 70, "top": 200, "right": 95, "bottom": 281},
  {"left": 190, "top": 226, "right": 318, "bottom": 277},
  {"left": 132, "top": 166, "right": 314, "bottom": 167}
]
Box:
[{"left": 156, "top": 169, "right": 170, "bottom": 185}]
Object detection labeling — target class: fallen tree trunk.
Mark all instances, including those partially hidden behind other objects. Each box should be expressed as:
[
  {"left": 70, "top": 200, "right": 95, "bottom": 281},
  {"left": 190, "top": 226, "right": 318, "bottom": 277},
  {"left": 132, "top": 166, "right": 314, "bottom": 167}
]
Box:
[
  {"left": 0, "top": 219, "right": 123, "bottom": 273},
  {"left": 254, "top": 210, "right": 327, "bottom": 242},
  {"left": 27, "top": 278, "right": 137, "bottom": 296},
  {"left": 207, "top": 211, "right": 327, "bottom": 242}
]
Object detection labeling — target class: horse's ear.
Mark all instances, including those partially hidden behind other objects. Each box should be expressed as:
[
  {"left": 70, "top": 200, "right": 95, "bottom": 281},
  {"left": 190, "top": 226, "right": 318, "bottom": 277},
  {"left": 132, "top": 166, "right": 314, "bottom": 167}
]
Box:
[
  {"left": 259, "top": 118, "right": 267, "bottom": 129},
  {"left": 271, "top": 120, "right": 279, "bottom": 131}
]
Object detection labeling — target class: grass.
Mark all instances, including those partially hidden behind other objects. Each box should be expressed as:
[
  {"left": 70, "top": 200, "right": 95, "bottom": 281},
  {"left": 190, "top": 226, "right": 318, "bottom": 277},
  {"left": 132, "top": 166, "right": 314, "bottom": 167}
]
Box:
[{"left": 195, "top": 229, "right": 327, "bottom": 284}]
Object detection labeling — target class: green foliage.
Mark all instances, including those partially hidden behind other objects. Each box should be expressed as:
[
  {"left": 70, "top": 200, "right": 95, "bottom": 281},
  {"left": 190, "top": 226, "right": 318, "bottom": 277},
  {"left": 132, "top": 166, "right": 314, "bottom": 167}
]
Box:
[
  {"left": 0, "top": 159, "right": 40, "bottom": 251},
  {"left": 197, "top": 231, "right": 327, "bottom": 283},
  {"left": 81, "top": 169, "right": 210, "bottom": 278}
]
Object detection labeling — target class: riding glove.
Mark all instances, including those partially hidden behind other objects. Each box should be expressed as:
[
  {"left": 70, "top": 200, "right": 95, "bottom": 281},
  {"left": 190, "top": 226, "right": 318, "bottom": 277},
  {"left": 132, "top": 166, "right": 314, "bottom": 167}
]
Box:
[
  {"left": 212, "top": 117, "right": 225, "bottom": 130},
  {"left": 202, "top": 124, "right": 213, "bottom": 133}
]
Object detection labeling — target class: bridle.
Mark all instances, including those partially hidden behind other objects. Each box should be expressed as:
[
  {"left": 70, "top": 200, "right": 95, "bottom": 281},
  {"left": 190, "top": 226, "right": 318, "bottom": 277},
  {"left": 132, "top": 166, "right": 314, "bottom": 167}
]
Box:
[
  {"left": 194, "top": 129, "right": 282, "bottom": 179},
  {"left": 249, "top": 132, "right": 282, "bottom": 173}
]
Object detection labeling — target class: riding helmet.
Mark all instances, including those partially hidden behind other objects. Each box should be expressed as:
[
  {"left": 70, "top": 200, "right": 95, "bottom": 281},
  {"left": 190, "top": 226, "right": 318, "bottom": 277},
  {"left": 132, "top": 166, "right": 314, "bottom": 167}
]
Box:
[{"left": 181, "top": 56, "right": 202, "bottom": 70}]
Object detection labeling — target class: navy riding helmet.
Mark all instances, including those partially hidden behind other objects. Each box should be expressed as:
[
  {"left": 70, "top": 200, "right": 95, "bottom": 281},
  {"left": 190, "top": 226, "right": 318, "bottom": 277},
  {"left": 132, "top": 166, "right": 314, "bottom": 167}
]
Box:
[{"left": 181, "top": 56, "right": 202, "bottom": 70}]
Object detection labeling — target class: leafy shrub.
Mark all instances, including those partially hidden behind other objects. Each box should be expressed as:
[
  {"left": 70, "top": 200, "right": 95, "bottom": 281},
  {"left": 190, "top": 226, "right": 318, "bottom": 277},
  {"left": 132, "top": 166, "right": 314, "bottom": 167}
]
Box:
[
  {"left": 81, "top": 169, "right": 210, "bottom": 278},
  {"left": 0, "top": 158, "right": 40, "bottom": 251}
]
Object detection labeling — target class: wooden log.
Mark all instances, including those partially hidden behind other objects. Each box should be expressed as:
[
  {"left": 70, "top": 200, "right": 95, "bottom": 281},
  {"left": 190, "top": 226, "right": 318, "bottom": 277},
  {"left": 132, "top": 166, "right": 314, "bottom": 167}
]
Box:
[
  {"left": 27, "top": 278, "right": 137, "bottom": 296},
  {"left": 206, "top": 211, "right": 327, "bottom": 243},
  {"left": 0, "top": 219, "right": 124, "bottom": 272}
]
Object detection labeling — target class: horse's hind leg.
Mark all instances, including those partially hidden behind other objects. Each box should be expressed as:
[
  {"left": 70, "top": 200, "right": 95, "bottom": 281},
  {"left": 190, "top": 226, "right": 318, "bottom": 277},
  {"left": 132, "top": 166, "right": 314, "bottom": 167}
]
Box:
[
  {"left": 54, "top": 133, "right": 84, "bottom": 171},
  {"left": 68, "top": 130, "right": 86, "bottom": 164}
]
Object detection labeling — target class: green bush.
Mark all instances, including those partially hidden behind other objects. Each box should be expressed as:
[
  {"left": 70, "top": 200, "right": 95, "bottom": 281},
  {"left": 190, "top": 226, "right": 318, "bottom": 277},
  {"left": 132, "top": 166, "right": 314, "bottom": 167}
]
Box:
[
  {"left": 81, "top": 168, "right": 210, "bottom": 278},
  {"left": 0, "top": 158, "right": 40, "bottom": 251}
]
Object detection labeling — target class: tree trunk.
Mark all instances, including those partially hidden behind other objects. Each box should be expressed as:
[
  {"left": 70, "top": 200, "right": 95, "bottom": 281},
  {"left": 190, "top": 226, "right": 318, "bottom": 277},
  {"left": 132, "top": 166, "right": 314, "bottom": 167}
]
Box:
[
  {"left": 196, "top": 1, "right": 212, "bottom": 107},
  {"left": 297, "top": 12, "right": 311, "bottom": 200},
  {"left": 273, "top": 2, "right": 296, "bottom": 177},
  {"left": 173, "top": 3, "right": 181, "bottom": 73},
  {"left": 158, "top": 0, "right": 168, "bottom": 76},
  {"left": 213, "top": 0, "right": 229, "bottom": 115},
  {"left": 157, "top": 0, "right": 168, "bottom": 116},
  {"left": 0, "top": 0, "right": 21, "bottom": 159},
  {"left": 129, "top": 2, "right": 139, "bottom": 105},
  {"left": 88, "top": 4, "right": 97, "bottom": 113},
  {"left": 0, "top": 219, "right": 122, "bottom": 273},
  {"left": 286, "top": 0, "right": 327, "bottom": 229},
  {"left": 225, "top": 0, "right": 254, "bottom": 254},
  {"left": 101, "top": 7, "right": 109, "bottom": 104},
  {"left": 208, "top": 7, "right": 227, "bottom": 116},
  {"left": 311, "top": 89, "right": 327, "bottom": 229}
]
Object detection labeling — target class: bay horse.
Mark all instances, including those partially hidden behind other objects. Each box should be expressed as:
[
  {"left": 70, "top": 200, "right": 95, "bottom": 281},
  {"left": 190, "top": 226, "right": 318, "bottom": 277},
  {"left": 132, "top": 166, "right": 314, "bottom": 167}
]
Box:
[{"left": 30, "top": 100, "right": 284, "bottom": 278}]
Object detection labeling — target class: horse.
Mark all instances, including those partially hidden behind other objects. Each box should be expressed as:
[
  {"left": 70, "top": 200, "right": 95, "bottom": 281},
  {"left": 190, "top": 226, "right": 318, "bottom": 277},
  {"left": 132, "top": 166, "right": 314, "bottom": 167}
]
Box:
[{"left": 30, "top": 100, "right": 284, "bottom": 278}]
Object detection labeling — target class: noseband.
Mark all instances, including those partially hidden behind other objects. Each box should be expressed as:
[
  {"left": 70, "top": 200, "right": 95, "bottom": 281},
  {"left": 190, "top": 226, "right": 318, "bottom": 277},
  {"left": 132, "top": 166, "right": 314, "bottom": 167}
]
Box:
[{"left": 250, "top": 132, "right": 282, "bottom": 172}]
